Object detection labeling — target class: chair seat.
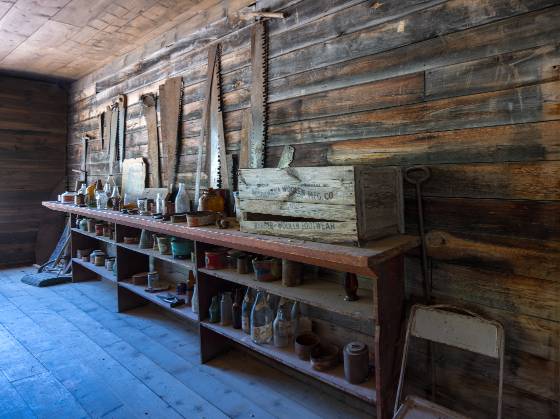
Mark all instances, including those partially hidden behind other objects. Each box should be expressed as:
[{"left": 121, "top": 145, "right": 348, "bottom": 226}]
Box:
[{"left": 394, "top": 395, "right": 470, "bottom": 419}]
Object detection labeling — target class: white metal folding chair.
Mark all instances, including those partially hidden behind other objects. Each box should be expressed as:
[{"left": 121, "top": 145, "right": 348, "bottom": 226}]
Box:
[{"left": 393, "top": 304, "right": 505, "bottom": 419}]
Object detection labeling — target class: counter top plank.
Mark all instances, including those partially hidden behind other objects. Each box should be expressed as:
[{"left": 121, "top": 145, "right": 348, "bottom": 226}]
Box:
[{"left": 44, "top": 202, "right": 418, "bottom": 277}]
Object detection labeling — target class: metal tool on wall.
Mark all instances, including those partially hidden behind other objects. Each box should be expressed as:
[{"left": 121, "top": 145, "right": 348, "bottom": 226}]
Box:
[
  {"left": 248, "top": 20, "right": 268, "bottom": 169},
  {"left": 209, "top": 44, "right": 230, "bottom": 191},
  {"left": 159, "top": 77, "right": 183, "bottom": 195},
  {"left": 72, "top": 135, "right": 89, "bottom": 186},
  {"left": 98, "top": 112, "right": 104, "bottom": 150},
  {"left": 404, "top": 165, "right": 435, "bottom": 399},
  {"left": 194, "top": 45, "right": 218, "bottom": 208},
  {"left": 108, "top": 102, "right": 119, "bottom": 176},
  {"left": 117, "top": 94, "right": 127, "bottom": 170},
  {"left": 142, "top": 93, "right": 161, "bottom": 188}
]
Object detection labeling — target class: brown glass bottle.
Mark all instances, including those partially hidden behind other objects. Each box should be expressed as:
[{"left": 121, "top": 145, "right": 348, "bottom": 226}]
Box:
[{"left": 232, "top": 288, "right": 242, "bottom": 329}]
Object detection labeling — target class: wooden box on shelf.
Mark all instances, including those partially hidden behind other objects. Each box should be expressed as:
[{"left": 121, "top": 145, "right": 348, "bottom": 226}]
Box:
[{"left": 238, "top": 166, "right": 404, "bottom": 244}]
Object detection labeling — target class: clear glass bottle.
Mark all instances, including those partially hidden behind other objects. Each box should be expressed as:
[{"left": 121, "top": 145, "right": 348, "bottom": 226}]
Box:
[
  {"left": 175, "top": 182, "right": 191, "bottom": 214},
  {"left": 220, "top": 291, "right": 233, "bottom": 326},
  {"left": 111, "top": 186, "right": 121, "bottom": 211},
  {"left": 273, "top": 304, "right": 292, "bottom": 348},
  {"left": 96, "top": 189, "right": 108, "bottom": 209},
  {"left": 191, "top": 281, "right": 199, "bottom": 314},
  {"left": 209, "top": 295, "right": 220, "bottom": 323},
  {"left": 104, "top": 175, "right": 115, "bottom": 197},
  {"left": 250, "top": 291, "right": 273, "bottom": 345},
  {"left": 155, "top": 192, "right": 165, "bottom": 215},
  {"left": 241, "top": 288, "right": 254, "bottom": 334}
]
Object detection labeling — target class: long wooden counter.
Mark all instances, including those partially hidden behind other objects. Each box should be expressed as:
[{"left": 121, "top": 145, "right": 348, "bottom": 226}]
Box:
[{"left": 43, "top": 201, "right": 418, "bottom": 277}]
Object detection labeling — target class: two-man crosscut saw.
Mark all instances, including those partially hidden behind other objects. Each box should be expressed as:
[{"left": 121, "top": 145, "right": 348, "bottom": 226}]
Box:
[
  {"left": 159, "top": 77, "right": 183, "bottom": 195},
  {"left": 103, "top": 94, "right": 127, "bottom": 177},
  {"left": 142, "top": 93, "right": 161, "bottom": 188},
  {"left": 194, "top": 44, "right": 230, "bottom": 208},
  {"left": 248, "top": 20, "right": 268, "bottom": 169}
]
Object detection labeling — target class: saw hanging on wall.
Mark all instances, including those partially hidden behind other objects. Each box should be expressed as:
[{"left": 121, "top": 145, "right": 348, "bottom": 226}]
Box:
[
  {"left": 194, "top": 44, "right": 230, "bottom": 207},
  {"left": 248, "top": 19, "right": 268, "bottom": 169},
  {"left": 159, "top": 77, "right": 183, "bottom": 195},
  {"left": 141, "top": 93, "right": 161, "bottom": 188},
  {"left": 103, "top": 94, "right": 127, "bottom": 176}
]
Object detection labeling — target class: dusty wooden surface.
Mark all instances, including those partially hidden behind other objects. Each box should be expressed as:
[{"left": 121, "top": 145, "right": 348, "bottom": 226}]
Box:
[
  {"left": 0, "top": 75, "right": 66, "bottom": 266},
  {"left": 62, "top": 0, "right": 560, "bottom": 417},
  {"left": 44, "top": 201, "right": 419, "bottom": 277},
  {"left": 0, "top": 265, "right": 370, "bottom": 418}
]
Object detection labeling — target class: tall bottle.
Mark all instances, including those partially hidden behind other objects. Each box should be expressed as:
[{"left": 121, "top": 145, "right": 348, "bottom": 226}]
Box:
[
  {"left": 111, "top": 186, "right": 121, "bottom": 211},
  {"left": 220, "top": 291, "right": 233, "bottom": 326},
  {"left": 291, "top": 301, "right": 312, "bottom": 336},
  {"left": 175, "top": 182, "right": 191, "bottom": 214},
  {"left": 209, "top": 296, "right": 220, "bottom": 323},
  {"left": 232, "top": 288, "right": 242, "bottom": 329},
  {"left": 251, "top": 291, "right": 273, "bottom": 345},
  {"left": 241, "top": 288, "right": 254, "bottom": 334},
  {"left": 191, "top": 281, "right": 199, "bottom": 314},
  {"left": 273, "top": 304, "right": 292, "bottom": 348}
]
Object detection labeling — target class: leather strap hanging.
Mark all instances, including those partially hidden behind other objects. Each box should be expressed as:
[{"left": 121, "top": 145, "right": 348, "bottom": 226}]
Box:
[
  {"left": 159, "top": 77, "right": 183, "bottom": 194},
  {"left": 142, "top": 93, "right": 160, "bottom": 188}
]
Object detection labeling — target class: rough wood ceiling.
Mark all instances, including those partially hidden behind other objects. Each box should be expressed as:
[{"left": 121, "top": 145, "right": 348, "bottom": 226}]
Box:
[{"left": 0, "top": 0, "right": 218, "bottom": 80}]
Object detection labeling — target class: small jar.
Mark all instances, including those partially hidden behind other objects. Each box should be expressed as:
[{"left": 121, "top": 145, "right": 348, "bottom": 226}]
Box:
[
  {"left": 198, "top": 188, "right": 225, "bottom": 213},
  {"left": 157, "top": 236, "right": 171, "bottom": 255},
  {"left": 87, "top": 219, "right": 96, "bottom": 233},
  {"left": 343, "top": 342, "right": 370, "bottom": 384},
  {"left": 282, "top": 260, "right": 303, "bottom": 287},
  {"left": 103, "top": 225, "right": 112, "bottom": 238},
  {"left": 79, "top": 218, "right": 88, "bottom": 231},
  {"left": 95, "top": 223, "right": 104, "bottom": 236}
]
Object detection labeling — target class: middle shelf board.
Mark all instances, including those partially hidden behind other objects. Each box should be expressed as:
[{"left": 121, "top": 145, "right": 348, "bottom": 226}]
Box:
[
  {"left": 118, "top": 281, "right": 198, "bottom": 323},
  {"left": 118, "top": 242, "right": 195, "bottom": 270},
  {"left": 72, "top": 258, "right": 117, "bottom": 283},
  {"left": 202, "top": 321, "right": 377, "bottom": 405},
  {"left": 199, "top": 268, "right": 375, "bottom": 322},
  {"left": 72, "top": 227, "right": 115, "bottom": 245}
]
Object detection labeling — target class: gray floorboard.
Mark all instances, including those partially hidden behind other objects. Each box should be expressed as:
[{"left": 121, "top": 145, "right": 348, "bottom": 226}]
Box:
[{"left": 0, "top": 266, "right": 370, "bottom": 419}]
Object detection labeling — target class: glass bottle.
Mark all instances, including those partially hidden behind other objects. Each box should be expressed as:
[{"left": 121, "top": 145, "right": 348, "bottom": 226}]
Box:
[
  {"left": 105, "top": 175, "right": 115, "bottom": 195},
  {"left": 209, "top": 295, "right": 220, "bottom": 323},
  {"left": 75, "top": 184, "right": 86, "bottom": 206},
  {"left": 220, "top": 291, "right": 233, "bottom": 326},
  {"left": 155, "top": 192, "right": 165, "bottom": 215},
  {"left": 96, "top": 189, "right": 108, "bottom": 209},
  {"left": 241, "top": 288, "right": 254, "bottom": 334},
  {"left": 111, "top": 186, "right": 121, "bottom": 211},
  {"left": 191, "top": 281, "right": 199, "bottom": 314},
  {"left": 273, "top": 304, "right": 292, "bottom": 348},
  {"left": 175, "top": 182, "right": 191, "bottom": 214},
  {"left": 232, "top": 288, "right": 242, "bottom": 329},
  {"left": 250, "top": 291, "right": 273, "bottom": 345}
]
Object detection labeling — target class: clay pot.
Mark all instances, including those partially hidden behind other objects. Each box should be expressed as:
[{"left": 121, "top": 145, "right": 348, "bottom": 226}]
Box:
[
  {"left": 310, "top": 344, "right": 339, "bottom": 371},
  {"left": 139, "top": 229, "right": 153, "bottom": 249},
  {"left": 253, "top": 258, "right": 281, "bottom": 282},
  {"left": 171, "top": 238, "right": 193, "bottom": 259},
  {"left": 294, "top": 333, "right": 320, "bottom": 361},
  {"left": 157, "top": 236, "right": 171, "bottom": 255}
]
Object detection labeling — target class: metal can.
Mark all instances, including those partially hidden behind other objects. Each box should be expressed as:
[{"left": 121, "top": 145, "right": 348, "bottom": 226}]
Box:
[
  {"left": 147, "top": 271, "right": 159, "bottom": 289},
  {"left": 343, "top": 341, "right": 370, "bottom": 384}
]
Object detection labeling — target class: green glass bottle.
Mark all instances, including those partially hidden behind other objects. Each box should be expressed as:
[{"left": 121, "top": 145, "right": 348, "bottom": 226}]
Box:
[{"left": 209, "top": 295, "right": 220, "bottom": 323}]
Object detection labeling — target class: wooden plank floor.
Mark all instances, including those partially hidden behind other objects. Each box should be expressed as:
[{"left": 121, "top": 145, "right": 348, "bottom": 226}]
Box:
[{"left": 0, "top": 266, "right": 370, "bottom": 419}]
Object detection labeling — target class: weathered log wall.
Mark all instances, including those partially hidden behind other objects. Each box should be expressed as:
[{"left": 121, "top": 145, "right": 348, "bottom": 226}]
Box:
[
  {"left": 0, "top": 75, "right": 67, "bottom": 266},
  {"left": 67, "top": 0, "right": 560, "bottom": 417}
]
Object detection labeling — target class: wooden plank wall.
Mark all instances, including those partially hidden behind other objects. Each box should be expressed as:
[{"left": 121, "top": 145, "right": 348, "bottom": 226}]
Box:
[
  {"left": 0, "top": 75, "right": 67, "bottom": 266},
  {"left": 66, "top": 0, "right": 560, "bottom": 417}
]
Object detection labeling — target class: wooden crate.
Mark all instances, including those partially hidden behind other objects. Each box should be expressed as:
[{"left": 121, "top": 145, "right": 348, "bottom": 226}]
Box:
[{"left": 238, "top": 166, "right": 404, "bottom": 244}]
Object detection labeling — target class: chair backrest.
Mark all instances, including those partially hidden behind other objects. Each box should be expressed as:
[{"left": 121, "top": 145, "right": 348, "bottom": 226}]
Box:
[{"left": 394, "top": 304, "right": 505, "bottom": 418}]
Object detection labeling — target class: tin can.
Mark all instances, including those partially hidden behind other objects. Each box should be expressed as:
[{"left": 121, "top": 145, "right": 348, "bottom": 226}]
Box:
[
  {"left": 205, "top": 250, "right": 226, "bottom": 270},
  {"left": 87, "top": 219, "right": 96, "bottom": 233},
  {"left": 147, "top": 271, "right": 159, "bottom": 289},
  {"left": 343, "top": 341, "right": 369, "bottom": 384},
  {"left": 103, "top": 225, "right": 112, "bottom": 238},
  {"left": 105, "top": 258, "right": 114, "bottom": 271},
  {"left": 282, "top": 260, "right": 303, "bottom": 287}
]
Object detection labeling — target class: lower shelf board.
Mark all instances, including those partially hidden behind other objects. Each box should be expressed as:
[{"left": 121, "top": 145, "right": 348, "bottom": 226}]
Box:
[
  {"left": 201, "top": 321, "right": 376, "bottom": 404},
  {"left": 118, "top": 281, "right": 198, "bottom": 323},
  {"left": 72, "top": 258, "right": 117, "bottom": 283}
]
